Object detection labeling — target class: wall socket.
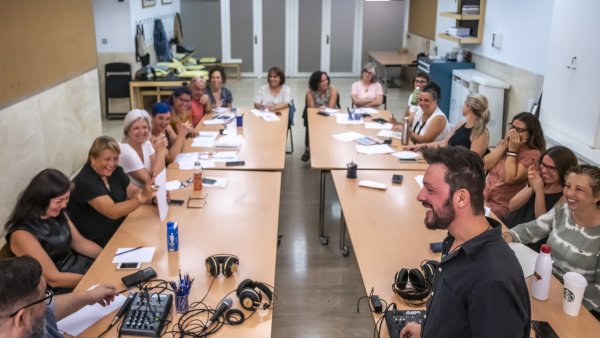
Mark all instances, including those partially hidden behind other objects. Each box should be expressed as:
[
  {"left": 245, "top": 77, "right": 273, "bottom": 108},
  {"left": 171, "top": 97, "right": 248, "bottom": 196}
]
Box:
[{"left": 101, "top": 38, "right": 108, "bottom": 45}]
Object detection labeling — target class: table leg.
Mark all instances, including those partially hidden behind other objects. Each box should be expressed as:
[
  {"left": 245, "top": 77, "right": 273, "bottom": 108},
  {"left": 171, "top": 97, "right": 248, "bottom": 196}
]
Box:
[
  {"left": 129, "top": 85, "right": 135, "bottom": 110},
  {"left": 339, "top": 210, "right": 349, "bottom": 256},
  {"left": 319, "top": 170, "right": 329, "bottom": 245},
  {"left": 383, "top": 66, "right": 388, "bottom": 93}
]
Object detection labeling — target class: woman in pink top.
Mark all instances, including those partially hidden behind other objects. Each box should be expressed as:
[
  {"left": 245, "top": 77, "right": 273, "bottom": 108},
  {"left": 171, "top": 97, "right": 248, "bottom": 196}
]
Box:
[
  {"left": 351, "top": 63, "right": 383, "bottom": 108},
  {"left": 483, "top": 112, "right": 546, "bottom": 219}
]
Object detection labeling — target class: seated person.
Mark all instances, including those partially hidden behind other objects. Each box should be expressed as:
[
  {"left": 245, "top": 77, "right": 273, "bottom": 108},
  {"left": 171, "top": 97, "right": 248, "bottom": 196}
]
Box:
[
  {"left": 150, "top": 102, "right": 192, "bottom": 164},
  {"left": 167, "top": 87, "right": 194, "bottom": 133},
  {"left": 405, "top": 72, "right": 429, "bottom": 118},
  {"left": 504, "top": 164, "right": 600, "bottom": 319},
  {"left": 408, "top": 82, "right": 452, "bottom": 144},
  {"left": 302, "top": 70, "right": 338, "bottom": 162},
  {"left": 0, "top": 256, "right": 117, "bottom": 338},
  {"left": 505, "top": 146, "right": 578, "bottom": 229},
  {"left": 188, "top": 77, "right": 211, "bottom": 127},
  {"left": 4, "top": 169, "right": 102, "bottom": 293},
  {"left": 205, "top": 66, "right": 233, "bottom": 108},
  {"left": 483, "top": 112, "right": 545, "bottom": 219},
  {"left": 67, "top": 136, "right": 155, "bottom": 247},
  {"left": 254, "top": 66, "right": 292, "bottom": 112},
  {"left": 119, "top": 109, "right": 167, "bottom": 188},
  {"left": 351, "top": 62, "right": 383, "bottom": 108},
  {"left": 407, "top": 93, "right": 490, "bottom": 157}
]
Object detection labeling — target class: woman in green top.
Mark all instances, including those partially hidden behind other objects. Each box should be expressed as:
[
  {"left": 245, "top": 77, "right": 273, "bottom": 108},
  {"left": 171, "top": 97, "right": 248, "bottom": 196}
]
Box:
[{"left": 503, "top": 164, "right": 600, "bottom": 318}]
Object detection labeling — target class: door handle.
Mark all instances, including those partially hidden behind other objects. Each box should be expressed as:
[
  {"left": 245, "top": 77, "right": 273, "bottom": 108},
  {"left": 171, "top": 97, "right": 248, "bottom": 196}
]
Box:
[
  {"left": 254, "top": 35, "right": 257, "bottom": 44},
  {"left": 326, "top": 35, "right": 330, "bottom": 44}
]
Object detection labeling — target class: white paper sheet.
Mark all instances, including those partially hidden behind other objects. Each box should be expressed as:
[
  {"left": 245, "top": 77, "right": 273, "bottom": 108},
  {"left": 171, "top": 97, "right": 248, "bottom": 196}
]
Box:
[
  {"left": 391, "top": 151, "right": 419, "bottom": 160},
  {"left": 191, "top": 137, "right": 215, "bottom": 147},
  {"left": 332, "top": 132, "right": 365, "bottom": 142},
  {"left": 203, "top": 176, "right": 229, "bottom": 188},
  {"left": 377, "top": 130, "right": 403, "bottom": 139},
  {"left": 214, "top": 151, "right": 238, "bottom": 159},
  {"left": 335, "top": 113, "right": 363, "bottom": 125},
  {"left": 198, "top": 131, "right": 219, "bottom": 138},
  {"left": 112, "top": 247, "right": 156, "bottom": 264},
  {"left": 509, "top": 242, "right": 538, "bottom": 278},
  {"left": 355, "top": 144, "right": 395, "bottom": 155},
  {"left": 155, "top": 169, "right": 168, "bottom": 221},
  {"left": 320, "top": 108, "right": 338, "bottom": 114},
  {"left": 356, "top": 107, "right": 378, "bottom": 115},
  {"left": 365, "top": 122, "right": 393, "bottom": 130},
  {"left": 212, "top": 107, "right": 228, "bottom": 113},
  {"left": 215, "top": 135, "right": 243, "bottom": 147},
  {"left": 262, "top": 113, "right": 280, "bottom": 122},
  {"left": 166, "top": 180, "right": 182, "bottom": 191},
  {"left": 251, "top": 109, "right": 271, "bottom": 116},
  {"left": 358, "top": 180, "right": 387, "bottom": 190},
  {"left": 57, "top": 294, "right": 127, "bottom": 336},
  {"left": 415, "top": 175, "right": 424, "bottom": 188}
]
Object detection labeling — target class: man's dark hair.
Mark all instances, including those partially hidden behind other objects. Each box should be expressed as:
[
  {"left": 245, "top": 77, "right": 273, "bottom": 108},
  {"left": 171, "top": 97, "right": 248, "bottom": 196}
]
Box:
[
  {"left": 422, "top": 146, "right": 486, "bottom": 215},
  {"left": 0, "top": 256, "right": 43, "bottom": 315}
]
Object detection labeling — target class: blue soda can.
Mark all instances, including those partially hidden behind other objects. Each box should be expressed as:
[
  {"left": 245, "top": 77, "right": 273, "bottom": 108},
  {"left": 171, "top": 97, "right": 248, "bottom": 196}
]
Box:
[{"left": 167, "top": 221, "right": 179, "bottom": 251}]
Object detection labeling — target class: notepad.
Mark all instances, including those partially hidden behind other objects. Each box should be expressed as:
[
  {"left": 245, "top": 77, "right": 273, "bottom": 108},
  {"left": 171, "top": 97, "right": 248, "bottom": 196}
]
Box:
[{"left": 112, "top": 247, "right": 156, "bottom": 264}]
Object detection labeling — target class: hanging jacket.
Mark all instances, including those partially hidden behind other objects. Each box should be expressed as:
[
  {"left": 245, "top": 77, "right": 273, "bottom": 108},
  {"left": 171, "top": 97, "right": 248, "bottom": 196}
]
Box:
[{"left": 154, "top": 19, "right": 172, "bottom": 62}]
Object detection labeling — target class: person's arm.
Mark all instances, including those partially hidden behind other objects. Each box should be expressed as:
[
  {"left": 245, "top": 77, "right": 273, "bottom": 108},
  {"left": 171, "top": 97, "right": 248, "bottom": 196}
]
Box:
[
  {"left": 53, "top": 285, "right": 118, "bottom": 321},
  {"left": 470, "top": 130, "right": 490, "bottom": 158},
  {"left": 306, "top": 90, "right": 316, "bottom": 108},
  {"left": 411, "top": 115, "right": 447, "bottom": 144},
  {"left": 505, "top": 207, "right": 556, "bottom": 244},
  {"left": 483, "top": 137, "right": 508, "bottom": 171},
  {"left": 149, "top": 138, "right": 167, "bottom": 178},
  {"left": 166, "top": 125, "right": 186, "bottom": 163},
  {"left": 88, "top": 181, "right": 153, "bottom": 220},
  {"left": 468, "top": 279, "right": 530, "bottom": 337},
  {"left": 9, "top": 231, "right": 83, "bottom": 288},
  {"left": 399, "top": 322, "right": 421, "bottom": 338},
  {"left": 504, "top": 129, "right": 529, "bottom": 184},
  {"left": 67, "top": 217, "right": 101, "bottom": 259},
  {"left": 327, "top": 85, "right": 338, "bottom": 108},
  {"left": 508, "top": 185, "right": 534, "bottom": 212},
  {"left": 254, "top": 87, "right": 265, "bottom": 109}
]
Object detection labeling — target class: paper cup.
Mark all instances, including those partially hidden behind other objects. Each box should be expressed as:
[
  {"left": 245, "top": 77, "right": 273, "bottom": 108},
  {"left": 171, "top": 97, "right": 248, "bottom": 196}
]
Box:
[{"left": 563, "top": 272, "right": 588, "bottom": 316}]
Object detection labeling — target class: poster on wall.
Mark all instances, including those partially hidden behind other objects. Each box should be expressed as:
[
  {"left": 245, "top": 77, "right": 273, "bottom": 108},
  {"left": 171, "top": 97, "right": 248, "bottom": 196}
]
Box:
[
  {"left": 142, "top": 0, "right": 156, "bottom": 8},
  {"left": 162, "top": 0, "right": 174, "bottom": 4}
]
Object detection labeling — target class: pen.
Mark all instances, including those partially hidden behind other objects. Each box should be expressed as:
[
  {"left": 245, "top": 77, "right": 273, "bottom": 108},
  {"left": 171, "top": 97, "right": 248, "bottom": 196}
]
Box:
[{"left": 115, "top": 246, "right": 143, "bottom": 256}]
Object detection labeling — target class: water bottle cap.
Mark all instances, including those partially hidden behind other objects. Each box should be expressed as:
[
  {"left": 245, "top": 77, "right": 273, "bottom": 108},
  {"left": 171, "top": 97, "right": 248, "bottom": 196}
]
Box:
[{"left": 540, "top": 244, "right": 551, "bottom": 254}]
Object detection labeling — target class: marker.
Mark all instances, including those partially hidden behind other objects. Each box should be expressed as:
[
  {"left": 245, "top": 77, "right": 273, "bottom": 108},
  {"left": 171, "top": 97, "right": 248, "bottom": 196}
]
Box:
[{"left": 115, "top": 246, "right": 143, "bottom": 256}]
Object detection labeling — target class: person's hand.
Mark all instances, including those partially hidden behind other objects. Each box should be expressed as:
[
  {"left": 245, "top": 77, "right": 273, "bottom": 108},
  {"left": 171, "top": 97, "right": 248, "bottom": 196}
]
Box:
[
  {"left": 405, "top": 144, "right": 425, "bottom": 152},
  {"left": 200, "top": 94, "right": 209, "bottom": 105},
  {"left": 528, "top": 164, "right": 544, "bottom": 193},
  {"left": 151, "top": 134, "right": 168, "bottom": 150},
  {"left": 507, "top": 129, "right": 522, "bottom": 152},
  {"left": 86, "top": 285, "right": 118, "bottom": 307},
  {"left": 139, "top": 176, "right": 157, "bottom": 203},
  {"left": 181, "top": 121, "right": 194, "bottom": 136},
  {"left": 399, "top": 322, "right": 421, "bottom": 338},
  {"left": 265, "top": 104, "right": 275, "bottom": 111}
]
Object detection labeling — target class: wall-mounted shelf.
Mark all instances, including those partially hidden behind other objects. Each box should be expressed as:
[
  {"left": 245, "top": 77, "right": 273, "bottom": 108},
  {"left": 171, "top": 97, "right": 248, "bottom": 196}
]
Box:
[{"left": 438, "top": 0, "right": 486, "bottom": 44}]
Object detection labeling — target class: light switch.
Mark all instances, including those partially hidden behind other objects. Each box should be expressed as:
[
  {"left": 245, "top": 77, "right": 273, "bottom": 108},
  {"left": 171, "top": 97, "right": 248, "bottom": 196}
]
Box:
[
  {"left": 492, "top": 33, "right": 502, "bottom": 49},
  {"left": 101, "top": 38, "right": 108, "bottom": 45}
]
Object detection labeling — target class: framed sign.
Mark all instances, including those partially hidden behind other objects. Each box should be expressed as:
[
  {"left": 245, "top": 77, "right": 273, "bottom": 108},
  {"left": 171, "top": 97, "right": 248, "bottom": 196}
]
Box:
[
  {"left": 162, "top": 0, "right": 174, "bottom": 4},
  {"left": 142, "top": 0, "right": 156, "bottom": 8}
]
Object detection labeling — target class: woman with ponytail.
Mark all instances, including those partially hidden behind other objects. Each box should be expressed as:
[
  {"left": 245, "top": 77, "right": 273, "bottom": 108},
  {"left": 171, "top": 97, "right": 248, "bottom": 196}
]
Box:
[{"left": 406, "top": 93, "right": 490, "bottom": 157}]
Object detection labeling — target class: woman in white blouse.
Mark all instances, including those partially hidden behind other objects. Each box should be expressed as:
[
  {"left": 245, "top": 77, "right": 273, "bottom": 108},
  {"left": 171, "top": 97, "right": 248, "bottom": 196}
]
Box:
[
  {"left": 254, "top": 67, "right": 292, "bottom": 112},
  {"left": 118, "top": 109, "right": 168, "bottom": 188}
]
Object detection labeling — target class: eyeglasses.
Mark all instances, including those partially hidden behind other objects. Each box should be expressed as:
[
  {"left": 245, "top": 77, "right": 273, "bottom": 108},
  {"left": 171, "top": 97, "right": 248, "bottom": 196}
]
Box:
[
  {"left": 539, "top": 161, "right": 557, "bottom": 173},
  {"left": 414, "top": 79, "right": 427, "bottom": 84},
  {"left": 508, "top": 123, "right": 527, "bottom": 134},
  {"left": 9, "top": 290, "right": 54, "bottom": 317}
]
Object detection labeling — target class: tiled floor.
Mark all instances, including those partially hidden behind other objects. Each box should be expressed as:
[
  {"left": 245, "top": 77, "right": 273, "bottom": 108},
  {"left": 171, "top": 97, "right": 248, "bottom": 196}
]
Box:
[{"left": 102, "top": 77, "right": 411, "bottom": 337}]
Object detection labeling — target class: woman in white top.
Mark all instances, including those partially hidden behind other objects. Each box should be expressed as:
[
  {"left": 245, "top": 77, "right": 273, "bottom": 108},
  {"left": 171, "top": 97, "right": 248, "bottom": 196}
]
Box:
[
  {"left": 118, "top": 109, "right": 167, "bottom": 188},
  {"left": 254, "top": 67, "right": 292, "bottom": 111},
  {"left": 409, "top": 82, "right": 451, "bottom": 144},
  {"left": 351, "top": 62, "right": 383, "bottom": 108}
]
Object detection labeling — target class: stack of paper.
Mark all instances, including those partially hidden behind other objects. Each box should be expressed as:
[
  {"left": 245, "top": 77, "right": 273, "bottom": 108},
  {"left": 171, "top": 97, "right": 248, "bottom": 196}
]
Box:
[
  {"left": 215, "top": 135, "right": 243, "bottom": 147},
  {"left": 174, "top": 153, "right": 216, "bottom": 169},
  {"left": 332, "top": 132, "right": 364, "bottom": 142},
  {"left": 261, "top": 113, "right": 280, "bottom": 122},
  {"left": 391, "top": 151, "right": 420, "bottom": 160},
  {"left": 365, "top": 122, "right": 393, "bottom": 130},
  {"left": 355, "top": 144, "right": 395, "bottom": 155},
  {"left": 320, "top": 108, "right": 338, "bottom": 114},
  {"left": 112, "top": 247, "right": 156, "bottom": 264}
]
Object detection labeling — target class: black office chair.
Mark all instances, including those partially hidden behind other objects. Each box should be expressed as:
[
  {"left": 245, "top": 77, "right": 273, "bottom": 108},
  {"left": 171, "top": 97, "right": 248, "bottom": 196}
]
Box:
[
  {"left": 105, "top": 62, "right": 132, "bottom": 119},
  {"left": 286, "top": 99, "right": 296, "bottom": 154}
]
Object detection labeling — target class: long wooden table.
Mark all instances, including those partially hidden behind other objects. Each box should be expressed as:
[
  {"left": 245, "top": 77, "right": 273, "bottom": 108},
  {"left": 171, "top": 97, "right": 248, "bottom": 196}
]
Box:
[
  {"left": 74, "top": 169, "right": 281, "bottom": 337},
  {"left": 368, "top": 50, "right": 416, "bottom": 92},
  {"left": 331, "top": 170, "right": 600, "bottom": 338},
  {"left": 307, "top": 107, "right": 427, "bottom": 248},
  {"left": 176, "top": 108, "right": 288, "bottom": 171}
]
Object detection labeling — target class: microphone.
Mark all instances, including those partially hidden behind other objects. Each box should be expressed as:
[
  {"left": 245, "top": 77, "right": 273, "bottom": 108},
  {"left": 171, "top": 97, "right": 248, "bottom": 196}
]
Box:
[
  {"left": 207, "top": 297, "right": 233, "bottom": 327},
  {"left": 110, "top": 293, "right": 134, "bottom": 326}
]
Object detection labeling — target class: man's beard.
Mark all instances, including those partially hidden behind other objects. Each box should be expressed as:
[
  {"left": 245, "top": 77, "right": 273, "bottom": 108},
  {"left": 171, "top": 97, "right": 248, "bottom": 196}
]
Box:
[
  {"left": 424, "top": 195, "right": 456, "bottom": 230},
  {"left": 26, "top": 312, "right": 46, "bottom": 338}
]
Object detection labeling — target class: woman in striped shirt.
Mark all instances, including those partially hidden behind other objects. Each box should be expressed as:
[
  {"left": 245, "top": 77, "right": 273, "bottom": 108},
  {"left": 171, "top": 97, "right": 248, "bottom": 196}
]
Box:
[{"left": 503, "top": 164, "right": 600, "bottom": 318}]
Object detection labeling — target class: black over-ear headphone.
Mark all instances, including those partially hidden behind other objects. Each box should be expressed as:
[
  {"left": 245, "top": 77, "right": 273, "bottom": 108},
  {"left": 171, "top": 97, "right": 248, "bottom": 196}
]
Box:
[
  {"left": 392, "top": 260, "right": 439, "bottom": 305},
  {"left": 236, "top": 279, "right": 273, "bottom": 311},
  {"left": 205, "top": 254, "right": 239, "bottom": 277}
]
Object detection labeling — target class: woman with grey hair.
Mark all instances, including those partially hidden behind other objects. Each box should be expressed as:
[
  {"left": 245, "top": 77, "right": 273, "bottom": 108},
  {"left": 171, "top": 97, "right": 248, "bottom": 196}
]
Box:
[
  {"left": 351, "top": 62, "right": 383, "bottom": 108},
  {"left": 119, "top": 109, "right": 167, "bottom": 188}
]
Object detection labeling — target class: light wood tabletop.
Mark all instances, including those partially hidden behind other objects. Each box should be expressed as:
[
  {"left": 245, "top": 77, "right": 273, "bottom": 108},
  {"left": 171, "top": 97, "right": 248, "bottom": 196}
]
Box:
[
  {"left": 368, "top": 51, "right": 417, "bottom": 67},
  {"left": 73, "top": 169, "right": 281, "bottom": 337},
  {"left": 176, "top": 108, "right": 288, "bottom": 171},
  {"left": 331, "top": 170, "right": 600, "bottom": 338}
]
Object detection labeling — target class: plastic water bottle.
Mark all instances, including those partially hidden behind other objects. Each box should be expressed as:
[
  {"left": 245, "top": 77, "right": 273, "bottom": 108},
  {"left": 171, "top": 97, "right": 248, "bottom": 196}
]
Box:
[
  {"left": 193, "top": 161, "right": 203, "bottom": 191},
  {"left": 401, "top": 117, "right": 410, "bottom": 145},
  {"left": 531, "top": 244, "right": 553, "bottom": 301},
  {"left": 410, "top": 87, "right": 420, "bottom": 106}
]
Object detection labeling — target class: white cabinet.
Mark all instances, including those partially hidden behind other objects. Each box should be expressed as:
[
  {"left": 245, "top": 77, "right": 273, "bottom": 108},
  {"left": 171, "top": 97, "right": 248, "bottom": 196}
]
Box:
[{"left": 541, "top": 0, "right": 600, "bottom": 150}]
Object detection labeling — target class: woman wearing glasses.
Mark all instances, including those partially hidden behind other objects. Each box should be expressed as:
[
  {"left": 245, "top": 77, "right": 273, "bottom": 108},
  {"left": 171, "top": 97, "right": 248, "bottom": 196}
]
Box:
[
  {"left": 484, "top": 112, "right": 546, "bottom": 219},
  {"left": 4, "top": 169, "right": 102, "bottom": 293},
  {"left": 351, "top": 63, "right": 383, "bottom": 108},
  {"left": 504, "top": 146, "right": 578, "bottom": 232},
  {"left": 503, "top": 164, "right": 600, "bottom": 319}
]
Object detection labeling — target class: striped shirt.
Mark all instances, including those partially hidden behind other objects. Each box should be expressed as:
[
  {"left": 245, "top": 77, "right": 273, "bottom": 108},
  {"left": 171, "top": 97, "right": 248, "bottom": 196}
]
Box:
[{"left": 509, "top": 203, "right": 600, "bottom": 312}]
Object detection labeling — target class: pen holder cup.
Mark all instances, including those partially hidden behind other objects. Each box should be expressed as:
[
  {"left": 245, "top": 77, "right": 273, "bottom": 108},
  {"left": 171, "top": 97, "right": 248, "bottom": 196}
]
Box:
[
  {"left": 236, "top": 113, "right": 244, "bottom": 126},
  {"left": 346, "top": 162, "right": 358, "bottom": 179},
  {"left": 175, "top": 294, "right": 189, "bottom": 314}
]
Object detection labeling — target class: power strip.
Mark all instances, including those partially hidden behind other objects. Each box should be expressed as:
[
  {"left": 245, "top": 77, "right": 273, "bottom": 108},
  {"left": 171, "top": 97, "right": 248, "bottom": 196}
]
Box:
[{"left": 119, "top": 292, "right": 172, "bottom": 337}]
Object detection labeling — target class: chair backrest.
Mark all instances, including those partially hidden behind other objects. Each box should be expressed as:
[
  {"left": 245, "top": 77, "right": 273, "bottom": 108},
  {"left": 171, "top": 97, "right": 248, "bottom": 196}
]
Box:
[
  {"left": 383, "top": 94, "right": 387, "bottom": 110},
  {"left": 105, "top": 62, "right": 131, "bottom": 73},
  {"left": 288, "top": 99, "right": 296, "bottom": 127},
  {"left": 105, "top": 63, "right": 131, "bottom": 99},
  {"left": 335, "top": 92, "right": 341, "bottom": 109}
]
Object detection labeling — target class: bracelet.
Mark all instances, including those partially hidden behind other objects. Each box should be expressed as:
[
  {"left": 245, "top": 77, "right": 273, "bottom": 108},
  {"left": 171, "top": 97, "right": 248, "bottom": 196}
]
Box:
[
  {"left": 506, "top": 151, "right": 518, "bottom": 158},
  {"left": 136, "top": 193, "right": 145, "bottom": 204}
]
